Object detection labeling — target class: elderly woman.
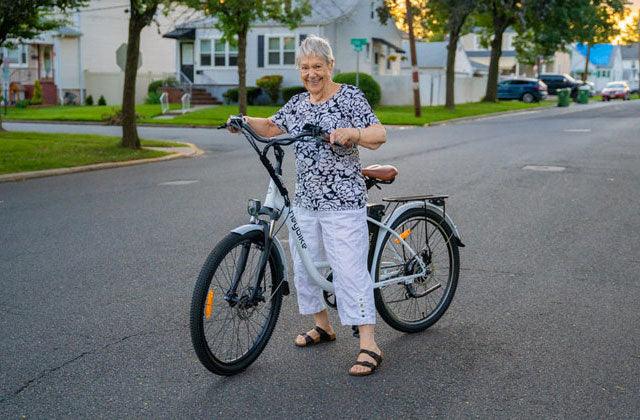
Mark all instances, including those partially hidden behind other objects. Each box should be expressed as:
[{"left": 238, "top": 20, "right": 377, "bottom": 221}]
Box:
[{"left": 228, "top": 35, "right": 386, "bottom": 376}]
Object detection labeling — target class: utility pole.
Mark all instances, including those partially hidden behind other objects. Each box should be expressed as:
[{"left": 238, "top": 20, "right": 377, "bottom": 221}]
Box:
[{"left": 405, "top": 0, "right": 421, "bottom": 117}]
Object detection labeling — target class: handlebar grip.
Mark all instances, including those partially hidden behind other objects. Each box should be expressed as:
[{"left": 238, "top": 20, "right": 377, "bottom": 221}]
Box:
[{"left": 217, "top": 123, "right": 228, "bottom": 129}]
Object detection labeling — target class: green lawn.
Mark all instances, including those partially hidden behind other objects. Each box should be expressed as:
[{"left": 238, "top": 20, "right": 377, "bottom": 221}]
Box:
[
  {"left": 0, "top": 131, "right": 184, "bottom": 175},
  {"left": 147, "top": 101, "right": 555, "bottom": 126},
  {"left": 2, "top": 104, "right": 180, "bottom": 122}
]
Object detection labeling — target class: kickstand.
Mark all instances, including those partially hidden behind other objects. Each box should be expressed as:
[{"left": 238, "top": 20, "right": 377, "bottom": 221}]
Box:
[{"left": 352, "top": 325, "right": 360, "bottom": 338}]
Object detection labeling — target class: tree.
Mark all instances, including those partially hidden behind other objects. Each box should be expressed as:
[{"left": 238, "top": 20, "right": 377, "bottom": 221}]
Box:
[
  {"left": 433, "top": 0, "right": 476, "bottom": 109},
  {"left": 475, "top": 0, "right": 527, "bottom": 102},
  {"left": 121, "top": 0, "right": 166, "bottom": 149},
  {"left": 187, "top": 0, "right": 310, "bottom": 116},
  {"left": 619, "top": 11, "right": 639, "bottom": 44},
  {"left": 569, "top": 0, "right": 625, "bottom": 81},
  {"left": 0, "top": 0, "right": 88, "bottom": 131}
]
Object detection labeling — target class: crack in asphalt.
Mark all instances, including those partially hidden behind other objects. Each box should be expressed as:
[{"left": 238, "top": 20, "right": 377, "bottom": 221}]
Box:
[{"left": 0, "top": 325, "right": 185, "bottom": 404}]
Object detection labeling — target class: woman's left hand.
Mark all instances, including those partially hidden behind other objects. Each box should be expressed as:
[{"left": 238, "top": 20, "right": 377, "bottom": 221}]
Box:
[{"left": 329, "top": 128, "right": 359, "bottom": 148}]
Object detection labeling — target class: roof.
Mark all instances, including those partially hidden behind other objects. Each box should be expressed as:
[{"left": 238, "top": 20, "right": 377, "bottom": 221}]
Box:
[
  {"left": 575, "top": 43, "right": 614, "bottom": 67},
  {"left": 176, "top": 0, "right": 358, "bottom": 29},
  {"left": 620, "top": 44, "right": 639, "bottom": 61},
  {"left": 466, "top": 50, "right": 516, "bottom": 58},
  {"left": 469, "top": 60, "right": 489, "bottom": 71},
  {"left": 54, "top": 26, "right": 82, "bottom": 37},
  {"left": 163, "top": 28, "right": 195, "bottom": 40},
  {"left": 373, "top": 37, "right": 405, "bottom": 54},
  {"left": 400, "top": 41, "right": 447, "bottom": 68}
]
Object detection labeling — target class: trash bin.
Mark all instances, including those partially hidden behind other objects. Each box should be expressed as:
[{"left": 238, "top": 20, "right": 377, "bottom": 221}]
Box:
[
  {"left": 557, "top": 88, "right": 570, "bottom": 107},
  {"left": 577, "top": 86, "right": 590, "bottom": 104}
]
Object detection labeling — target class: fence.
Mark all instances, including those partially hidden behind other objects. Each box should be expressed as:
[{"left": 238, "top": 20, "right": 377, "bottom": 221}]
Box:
[{"left": 376, "top": 74, "right": 488, "bottom": 106}]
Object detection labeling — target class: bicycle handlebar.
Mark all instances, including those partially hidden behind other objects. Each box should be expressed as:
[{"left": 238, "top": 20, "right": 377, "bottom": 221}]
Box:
[{"left": 218, "top": 115, "right": 346, "bottom": 148}]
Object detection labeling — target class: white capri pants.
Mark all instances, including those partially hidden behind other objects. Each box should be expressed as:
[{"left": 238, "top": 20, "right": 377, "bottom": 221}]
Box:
[{"left": 288, "top": 206, "right": 376, "bottom": 326}]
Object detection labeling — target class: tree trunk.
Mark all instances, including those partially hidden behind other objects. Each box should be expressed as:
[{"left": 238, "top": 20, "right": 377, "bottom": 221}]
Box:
[
  {"left": 445, "top": 28, "right": 459, "bottom": 110},
  {"left": 405, "top": 0, "right": 421, "bottom": 117},
  {"left": 582, "top": 44, "right": 590, "bottom": 82},
  {"left": 121, "top": 13, "right": 143, "bottom": 149},
  {"left": 484, "top": 26, "right": 507, "bottom": 102},
  {"left": 0, "top": 114, "right": 4, "bottom": 132},
  {"left": 237, "top": 27, "right": 248, "bottom": 116}
]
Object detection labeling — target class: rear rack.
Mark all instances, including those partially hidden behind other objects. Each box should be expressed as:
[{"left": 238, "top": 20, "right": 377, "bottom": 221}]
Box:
[{"left": 383, "top": 194, "right": 448, "bottom": 205}]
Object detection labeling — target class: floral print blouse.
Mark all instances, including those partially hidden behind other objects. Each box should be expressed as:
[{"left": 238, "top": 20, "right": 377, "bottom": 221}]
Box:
[{"left": 270, "top": 84, "right": 380, "bottom": 211}]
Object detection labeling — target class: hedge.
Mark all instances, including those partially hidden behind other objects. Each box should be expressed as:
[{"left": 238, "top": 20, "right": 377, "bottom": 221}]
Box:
[
  {"left": 223, "top": 86, "right": 262, "bottom": 104},
  {"left": 332, "top": 72, "right": 381, "bottom": 108},
  {"left": 282, "top": 86, "right": 307, "bottom": 102}
]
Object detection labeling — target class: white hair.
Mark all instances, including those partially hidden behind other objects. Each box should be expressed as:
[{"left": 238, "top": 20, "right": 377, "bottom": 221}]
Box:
[{"left": 296, "top": 35, "right": 334, "bottom": 67}]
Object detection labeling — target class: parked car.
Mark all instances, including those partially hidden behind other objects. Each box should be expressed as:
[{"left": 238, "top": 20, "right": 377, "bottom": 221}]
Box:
[
  {"left": 601, "top": 81, "right": 631, "bottom": 101},
  {"left": 539, "top": 73, "right": 582, "bottom": 98},
  {"left": 497, "top": 78, "right": 548, "bottom": 103}
]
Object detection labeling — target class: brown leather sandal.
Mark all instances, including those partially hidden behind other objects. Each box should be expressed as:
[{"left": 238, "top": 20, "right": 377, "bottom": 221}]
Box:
[
  {"left": 349, "top": 349, "right": 383, "bottom": 376},
  {"left": 295, "top": 326, "right": 336, "bottom": 347}
]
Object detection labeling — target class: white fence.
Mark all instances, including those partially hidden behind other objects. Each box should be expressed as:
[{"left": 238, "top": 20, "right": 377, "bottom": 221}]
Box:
[{"left": 376, "top": 74, "right": 489, "bottom": 106}]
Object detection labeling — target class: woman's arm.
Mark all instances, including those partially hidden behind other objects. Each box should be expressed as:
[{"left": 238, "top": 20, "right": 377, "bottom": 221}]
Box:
[
  {"left": 329, "top": 123, "right": 386, "bottom": 150},
  {"left": 226, "top": 116, "right": 284, "bottom": 138}
]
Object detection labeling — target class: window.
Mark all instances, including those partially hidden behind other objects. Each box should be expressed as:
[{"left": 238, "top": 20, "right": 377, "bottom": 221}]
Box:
[
  {"left": 200, "top": 40, "right": 211, "bottom": 66},
  {"left": 371, "top": 1, "right": 375, "bottom": 19},
  {"left": 267, "top": 35, "right": 295, "bottom": 66},
  {"left": 229, "top": 40, "right": 238, "bottom": 66},
  {"left": 214, "top": 39, "right": 226, "bottom": 66},
  {"left": 0, "top": 44, "right": 28, "bottom": 66}
]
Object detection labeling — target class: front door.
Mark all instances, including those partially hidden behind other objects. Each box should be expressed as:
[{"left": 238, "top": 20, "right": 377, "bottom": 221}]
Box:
[{"left": 180, "top": 43, "right": 194, "bottom": 83}]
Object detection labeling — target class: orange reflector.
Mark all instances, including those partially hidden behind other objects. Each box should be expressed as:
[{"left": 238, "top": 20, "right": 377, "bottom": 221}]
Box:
[
  {"left": 205, "top": 290, "right": 214, "bottom": 318},
  {"left": 395, "top": 229, "right": 411, "bottom": 243}
]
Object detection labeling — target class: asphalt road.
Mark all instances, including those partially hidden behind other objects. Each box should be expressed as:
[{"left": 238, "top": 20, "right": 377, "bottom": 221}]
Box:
[{"left": 2, "top": 101, "right": 639, "bottom": 418}]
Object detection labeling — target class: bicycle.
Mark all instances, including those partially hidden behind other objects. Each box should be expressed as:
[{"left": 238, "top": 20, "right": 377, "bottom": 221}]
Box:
[{"left": 190, "top": 115, "right": 465, "bottom": 376}]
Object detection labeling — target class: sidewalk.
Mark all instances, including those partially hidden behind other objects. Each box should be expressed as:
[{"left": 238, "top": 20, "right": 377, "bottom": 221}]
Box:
[{"left": 0, "top": 143, "right": 204, "bottom": 183}]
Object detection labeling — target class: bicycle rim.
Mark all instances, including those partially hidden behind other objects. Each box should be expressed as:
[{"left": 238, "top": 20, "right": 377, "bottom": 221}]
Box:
[{"left": 374, "top": 208, "right": 459, "bottom": 332}]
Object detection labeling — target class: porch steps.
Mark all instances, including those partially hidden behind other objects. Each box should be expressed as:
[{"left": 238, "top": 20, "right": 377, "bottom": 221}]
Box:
[{"left": 191, "top": 87, "right": 222, "bottom": 105}]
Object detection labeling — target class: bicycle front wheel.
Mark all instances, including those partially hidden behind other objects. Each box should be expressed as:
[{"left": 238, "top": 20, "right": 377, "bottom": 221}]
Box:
[
  {"left": 374, "top": 207, "right": 459, "bottom": 333},
  {"left": 190, "top": 230, "right": 284, "bottom": 375}
]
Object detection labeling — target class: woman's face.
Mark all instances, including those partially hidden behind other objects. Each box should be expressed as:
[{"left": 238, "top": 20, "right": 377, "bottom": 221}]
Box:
[{"left": 298, "top": 54, "right": 334, "bottom": 95}]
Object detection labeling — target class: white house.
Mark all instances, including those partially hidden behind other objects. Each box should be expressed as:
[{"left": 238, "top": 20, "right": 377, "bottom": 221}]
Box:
[
  {"left": 620, "top": 43, "right": 639, "bottom": 92},
  {"left": 164, "top": 0, "right": 405, "bottom": 103},
  {"left": 570, "top": 43, "right": 624, "bottom": 91},
  {"left": 3, "top": 0, "right": 199, "bottom": 105}
]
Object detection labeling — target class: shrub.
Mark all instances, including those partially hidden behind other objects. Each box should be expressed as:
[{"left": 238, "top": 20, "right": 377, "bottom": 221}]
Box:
[
  {"left": 98, "top": 95, "right": 107, "bottom": 106},
  {"left": 101, "top": 109, "right": 142, "bottom": 125},
  {"left": 282, "top": 86, "right": 307, "bottom": 102},
  {"left": 147, "top": 79, "right": 164, "bottom": 94},
  {"left": 85, "top": 95, "right": 94, "bottom": 106},
  {"left": 256, "top": 75, "right": 283, "bottom": 104},
  {"left": 31, "top": 80, "right": 43, "bottom": 105},
  {"left": 145, "top": 91, "right": 162, "bottom": 104},
  {"left": 15, "top": 99, "right": 32, "bottom": 108},
  {"left": 332, "top": 72, "right": 381, "bottom": 108},
  {"left": 222, "top": 86, "right": 262, "bottom": 104}
]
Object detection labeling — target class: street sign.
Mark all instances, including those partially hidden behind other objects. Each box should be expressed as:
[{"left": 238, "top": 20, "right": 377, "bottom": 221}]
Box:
[
  {"left": 116, "top": 43, "right": 142, "bottom": 72},
  {"left": 350, "top": 38, "right": 367, "bottom": 52}
]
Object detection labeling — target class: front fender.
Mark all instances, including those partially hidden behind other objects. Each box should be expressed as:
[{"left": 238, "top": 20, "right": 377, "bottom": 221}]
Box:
[{"left": 230, "top": 224, "right": 289, "bottom": 294}]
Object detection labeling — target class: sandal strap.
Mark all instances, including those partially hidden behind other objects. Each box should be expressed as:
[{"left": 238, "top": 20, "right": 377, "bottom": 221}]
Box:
[
  {"left": 301, "top": 333, "right": 315, "bottom": 345},
  {"left": 313, "top": 326, "right": 332, "bottom": 341},
  {"left": 359, "top": 349, "right": 383, "bottom": 365},
  {"left": 353, "top": 361, "right": 376, "bottom": 370}
]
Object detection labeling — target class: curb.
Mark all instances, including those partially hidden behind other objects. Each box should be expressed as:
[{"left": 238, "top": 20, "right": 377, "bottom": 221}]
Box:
[{"left": 0, "top": 142, "right": 205, "bottom": 183}]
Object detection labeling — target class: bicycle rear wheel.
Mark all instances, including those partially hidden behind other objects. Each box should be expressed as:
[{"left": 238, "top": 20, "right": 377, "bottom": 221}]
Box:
[
  {"left": 374, "top": 207, "right": 459, "bottom": 333},
  {"left": 190, "top": 230, "right": 284, "bottom": 375}
]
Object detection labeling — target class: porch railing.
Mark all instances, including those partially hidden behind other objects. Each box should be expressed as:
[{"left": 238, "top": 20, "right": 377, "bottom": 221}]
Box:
[{"left": 9, "top": 67, "right": 55, "bottom": 85}]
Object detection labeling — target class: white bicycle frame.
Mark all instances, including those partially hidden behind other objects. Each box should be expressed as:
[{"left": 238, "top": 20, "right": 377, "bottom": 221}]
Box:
[{"left": 245, "top": 178, "right": 432, "bottom": 294}]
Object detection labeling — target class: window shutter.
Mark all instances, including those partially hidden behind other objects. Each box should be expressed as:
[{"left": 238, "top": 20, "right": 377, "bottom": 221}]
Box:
[
  {"left": 258, "top": 35, "right": 264, "bottom": 68},
  {"left": 299, "top": 34, "right": 307, "bottom": 45}
]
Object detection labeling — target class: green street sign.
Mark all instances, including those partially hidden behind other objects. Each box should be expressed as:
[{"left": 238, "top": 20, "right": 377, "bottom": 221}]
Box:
[{"left": 350, "top": 38, "right": 367, "bottom": 51}]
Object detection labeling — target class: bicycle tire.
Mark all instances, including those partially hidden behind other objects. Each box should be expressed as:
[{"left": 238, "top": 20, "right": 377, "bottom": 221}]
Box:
[
  {"left": 190, "top": 230, "right": 284, "bottom": 375},
  {"left": 374, "top": 207, "right": 459, "bottom": 333}
]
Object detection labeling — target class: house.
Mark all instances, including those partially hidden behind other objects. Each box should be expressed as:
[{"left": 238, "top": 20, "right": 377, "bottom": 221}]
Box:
[
  {"left": 620, "top": 43, "right": 639, "bottom": 92},
  {"left": 3, "top": 0, "right": 198, "bottom": 105},
  {"left": 570, "top": 43, "right": 624, "bottom": 91},
  {"left": 460, "top": 28, "right": 571, "bottom": 77},
  {"left": 163, "top": 0, "right": 405, "bottom": 102}
]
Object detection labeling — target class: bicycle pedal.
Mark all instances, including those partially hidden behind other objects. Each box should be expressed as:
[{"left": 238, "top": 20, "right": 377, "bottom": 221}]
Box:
[{"left": 352, "top": 325, "right": 360, "bottom": 338}]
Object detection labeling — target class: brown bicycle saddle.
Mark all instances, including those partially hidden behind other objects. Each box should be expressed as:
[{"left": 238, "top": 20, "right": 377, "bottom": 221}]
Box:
[{"left": 361, "top": 164, "right": 398, "bottom": 181}]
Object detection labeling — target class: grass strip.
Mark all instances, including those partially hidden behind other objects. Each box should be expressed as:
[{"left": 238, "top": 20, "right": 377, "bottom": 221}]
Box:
[
  {"left": 0, "top": 131, "right": 182, "bottom": 175},
  {"left": 2, "top": 104, "right": 180, "bottom": 122}
]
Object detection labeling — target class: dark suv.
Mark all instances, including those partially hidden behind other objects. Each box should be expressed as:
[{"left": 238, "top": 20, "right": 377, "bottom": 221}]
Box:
[
  {"left": 539, "top": 73, "right": 583, "bottom": 97},
  {"left": 497, "top": 78, "right": 548, "bottom": 102}
]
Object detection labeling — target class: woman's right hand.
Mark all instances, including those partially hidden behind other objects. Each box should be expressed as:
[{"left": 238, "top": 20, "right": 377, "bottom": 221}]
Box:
[{"left": 226, "top": 116, "right": 245, "bottom": 134}]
